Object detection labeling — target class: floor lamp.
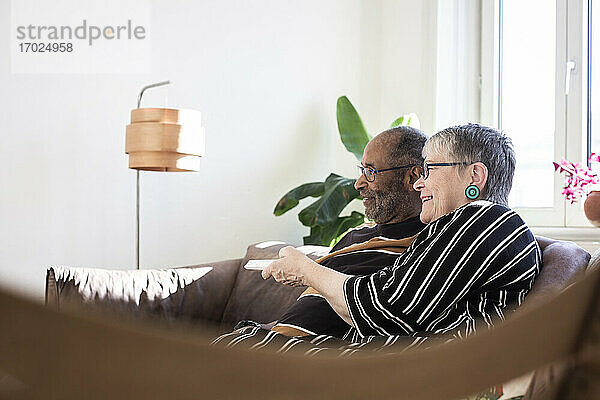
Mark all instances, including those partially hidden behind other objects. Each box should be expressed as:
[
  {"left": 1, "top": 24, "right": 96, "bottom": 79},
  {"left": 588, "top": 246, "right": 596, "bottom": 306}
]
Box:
[{"left": 125, "top": 81, "right": 205, "bottom": 269}]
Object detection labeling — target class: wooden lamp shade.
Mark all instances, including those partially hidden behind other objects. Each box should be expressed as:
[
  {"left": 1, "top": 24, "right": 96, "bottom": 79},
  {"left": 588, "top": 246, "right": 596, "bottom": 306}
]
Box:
[{"left": 125, "top": 108, "right": 205, "bottom": 172}]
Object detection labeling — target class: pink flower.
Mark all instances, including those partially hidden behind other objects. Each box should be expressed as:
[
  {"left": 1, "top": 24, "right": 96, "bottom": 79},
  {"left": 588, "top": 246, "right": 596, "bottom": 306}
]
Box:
[{"left": 553, "top": 154, "right": 600, "bottom": 203}]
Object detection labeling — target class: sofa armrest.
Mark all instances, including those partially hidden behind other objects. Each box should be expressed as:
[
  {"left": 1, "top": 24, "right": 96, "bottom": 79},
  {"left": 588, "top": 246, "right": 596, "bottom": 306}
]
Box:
[
  {"left": 45, "top": 258, "right": 242, "bottom": 326},
  {"left": 521, "top": 240, "right": 590, "bottom": 312}
]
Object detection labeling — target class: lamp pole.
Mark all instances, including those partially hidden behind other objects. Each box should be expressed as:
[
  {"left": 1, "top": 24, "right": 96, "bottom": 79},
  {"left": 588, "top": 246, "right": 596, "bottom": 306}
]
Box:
[{"left": 134, "top": 80, "right": 171, "bottom": 269}]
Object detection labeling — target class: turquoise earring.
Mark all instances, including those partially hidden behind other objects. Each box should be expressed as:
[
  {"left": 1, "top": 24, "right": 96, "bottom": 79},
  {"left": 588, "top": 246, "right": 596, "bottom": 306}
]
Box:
[{"left": 465, "top": 185, "right": 480, "bottom": 200}]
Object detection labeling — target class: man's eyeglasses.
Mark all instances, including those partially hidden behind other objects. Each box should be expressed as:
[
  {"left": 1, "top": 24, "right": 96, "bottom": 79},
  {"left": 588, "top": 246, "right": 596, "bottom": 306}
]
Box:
[
  {"left": 420, "top": 162, "right": 470, "bottom": 180},
  {"left": 357, "top": 164, "right": 417, "bottom": 182}
]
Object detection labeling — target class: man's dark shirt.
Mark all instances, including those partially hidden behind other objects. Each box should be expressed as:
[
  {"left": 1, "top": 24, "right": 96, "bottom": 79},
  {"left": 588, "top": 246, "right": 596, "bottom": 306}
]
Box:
[{"left": 274, "top": 216, "right": 425, "bottom": 338}]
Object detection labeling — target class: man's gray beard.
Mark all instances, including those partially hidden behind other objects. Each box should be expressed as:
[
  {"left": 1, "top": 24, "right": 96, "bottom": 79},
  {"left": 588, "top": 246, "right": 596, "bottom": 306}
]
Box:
[{"left": 365, "top": 183, "right": 413, "bottom": 224}]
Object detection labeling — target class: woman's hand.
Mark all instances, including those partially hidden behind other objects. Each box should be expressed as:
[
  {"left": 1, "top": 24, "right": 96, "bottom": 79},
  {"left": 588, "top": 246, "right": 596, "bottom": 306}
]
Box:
[
  {"left": 261, "top": 246, "right": 316, "bottom": 287},
  {"left": 262, "top": 246, "right": 354, "bottom": 326}
]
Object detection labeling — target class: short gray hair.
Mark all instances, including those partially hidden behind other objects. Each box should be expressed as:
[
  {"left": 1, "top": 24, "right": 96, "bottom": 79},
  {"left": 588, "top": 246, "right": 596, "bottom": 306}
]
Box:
[{"left": 423, "top": 123, "right": 516, "bottom": 205}]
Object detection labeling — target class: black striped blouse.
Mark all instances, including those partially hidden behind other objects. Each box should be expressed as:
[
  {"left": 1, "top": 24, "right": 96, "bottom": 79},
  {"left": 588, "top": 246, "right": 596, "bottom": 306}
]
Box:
[{"left": 343, "top": 200, "right": 541, "bottom": 341}]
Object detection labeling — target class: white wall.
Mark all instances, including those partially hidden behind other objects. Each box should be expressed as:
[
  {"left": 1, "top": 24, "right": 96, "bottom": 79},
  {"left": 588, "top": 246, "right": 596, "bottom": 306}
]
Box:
[
  {"left": 379, "top": 0, "right": 438, "bottom": 134},
  {"left": 0, "top": 0, "right": 438, "bottom": 300}
]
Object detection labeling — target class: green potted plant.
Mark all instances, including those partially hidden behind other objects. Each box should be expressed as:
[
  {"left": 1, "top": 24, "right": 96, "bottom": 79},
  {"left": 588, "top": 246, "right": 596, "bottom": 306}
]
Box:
[{"left": 273, "top": 96, "right": 419, "bottom": 246}]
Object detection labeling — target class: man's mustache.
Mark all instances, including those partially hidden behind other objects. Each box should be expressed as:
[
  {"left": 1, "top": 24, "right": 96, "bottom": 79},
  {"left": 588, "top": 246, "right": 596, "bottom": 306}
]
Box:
[{"left": 360, "top": 190, "right": 376, "bottom": 199}]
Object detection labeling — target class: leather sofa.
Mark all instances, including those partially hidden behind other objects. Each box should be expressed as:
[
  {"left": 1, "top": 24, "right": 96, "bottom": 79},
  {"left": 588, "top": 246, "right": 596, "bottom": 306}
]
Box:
[
  {"left": 45, "top": 242, "right": 331, "bottom": 333},
  {"left": 45, "top": 239, "right": 589, "bottom": 334}
]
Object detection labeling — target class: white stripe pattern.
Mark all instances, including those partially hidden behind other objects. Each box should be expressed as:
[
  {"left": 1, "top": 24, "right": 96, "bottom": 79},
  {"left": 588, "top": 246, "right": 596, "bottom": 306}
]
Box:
[
  {"left": 416, "top": 213, "right": 527, "bottom": 323},
  {"left": 409, "top": 209, "right": 516, "bottom": 321},
  {"left": 397, "top": 205, "right": 500, "bottom": 310}
]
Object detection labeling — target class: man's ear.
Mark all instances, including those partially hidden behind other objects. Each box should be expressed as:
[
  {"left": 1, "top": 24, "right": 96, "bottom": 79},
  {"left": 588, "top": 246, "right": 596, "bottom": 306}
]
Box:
[
  {"left": 405, "top": 166, "right": 422, "bottom": 189},
  {"left": 470, "top": 162, "right": 488, "bottom": 189}
]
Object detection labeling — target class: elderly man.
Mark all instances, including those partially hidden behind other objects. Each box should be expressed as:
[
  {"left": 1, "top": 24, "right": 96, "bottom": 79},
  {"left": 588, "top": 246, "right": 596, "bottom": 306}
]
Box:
[{"left": 270, "top": 125, "right": 428, "bottom": 338}]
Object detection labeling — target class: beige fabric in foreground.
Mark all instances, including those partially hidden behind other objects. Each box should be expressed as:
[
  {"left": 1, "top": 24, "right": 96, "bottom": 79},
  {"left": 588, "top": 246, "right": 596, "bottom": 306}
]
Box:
[{"left": 0, "top": 256, "right": 598, "bottom": 400}]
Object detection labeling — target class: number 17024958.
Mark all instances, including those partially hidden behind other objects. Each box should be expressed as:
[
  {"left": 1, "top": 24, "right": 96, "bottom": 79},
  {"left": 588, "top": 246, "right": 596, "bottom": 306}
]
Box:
[{"left": 19, "top": 42, "right": 73, "bottom": 52}]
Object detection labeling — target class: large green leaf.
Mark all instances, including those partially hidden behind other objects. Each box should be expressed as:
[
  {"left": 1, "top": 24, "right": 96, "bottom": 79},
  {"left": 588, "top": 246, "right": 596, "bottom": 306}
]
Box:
[
  {"left": 303, "top": 211, "right": 365, "bottom": 246},
  {"left": 273, "top": 182, "right": 326, "bottom": 216},
  {"left": 297, "top": 174, "right": 360, "bottom": 227},
  {"left": 337, "top": 96, "right": 371, "bottom": 161},
  {"left": 390, "top": 112, "right": 421, "bottom": 129}
]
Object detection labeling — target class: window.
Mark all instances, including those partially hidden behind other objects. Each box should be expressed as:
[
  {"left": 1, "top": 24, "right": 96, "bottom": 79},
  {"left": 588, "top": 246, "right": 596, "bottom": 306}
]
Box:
[{"left": 481, "top": 0, "right": 592, "bottom": 227}]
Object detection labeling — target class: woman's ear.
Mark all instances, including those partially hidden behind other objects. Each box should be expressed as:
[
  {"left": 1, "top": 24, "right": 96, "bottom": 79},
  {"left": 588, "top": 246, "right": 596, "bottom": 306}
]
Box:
[{"left": 470, "top": 162, "right": 488, "bottom": 189}]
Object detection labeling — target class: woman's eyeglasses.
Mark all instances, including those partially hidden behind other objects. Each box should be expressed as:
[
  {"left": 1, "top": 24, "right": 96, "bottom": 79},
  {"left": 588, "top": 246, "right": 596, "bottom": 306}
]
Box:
[{"left": 421, "top": 162, "right": 470, "bottom": 179}]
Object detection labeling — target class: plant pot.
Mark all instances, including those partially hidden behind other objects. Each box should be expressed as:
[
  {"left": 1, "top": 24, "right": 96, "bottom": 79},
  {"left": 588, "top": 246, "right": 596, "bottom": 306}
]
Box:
[{"left": 584, "top": 191, "right": 600, "bottom": 227}]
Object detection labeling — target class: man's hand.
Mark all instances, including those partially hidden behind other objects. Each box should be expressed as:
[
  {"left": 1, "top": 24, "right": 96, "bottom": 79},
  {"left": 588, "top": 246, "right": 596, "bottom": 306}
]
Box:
[{"left": 261, "top": 246, "right": 315, "bottom": 287}]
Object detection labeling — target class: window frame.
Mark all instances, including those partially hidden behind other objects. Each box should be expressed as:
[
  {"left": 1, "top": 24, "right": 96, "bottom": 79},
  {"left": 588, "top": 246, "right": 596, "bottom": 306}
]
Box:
[{"left": 480, "top": 0, "right": 593, "bottom": 228}]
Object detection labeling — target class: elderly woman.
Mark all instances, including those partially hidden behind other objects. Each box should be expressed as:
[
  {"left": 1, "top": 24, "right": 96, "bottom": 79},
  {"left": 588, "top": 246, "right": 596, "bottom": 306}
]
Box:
[{"left": 257, "top": 123, "right": 540, "bottom": 343}]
